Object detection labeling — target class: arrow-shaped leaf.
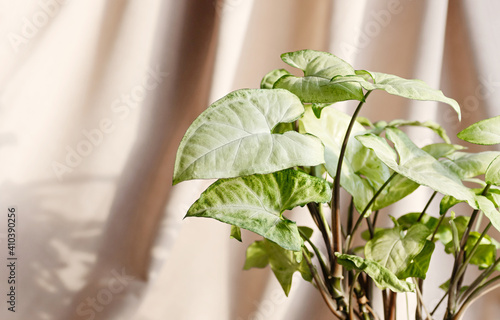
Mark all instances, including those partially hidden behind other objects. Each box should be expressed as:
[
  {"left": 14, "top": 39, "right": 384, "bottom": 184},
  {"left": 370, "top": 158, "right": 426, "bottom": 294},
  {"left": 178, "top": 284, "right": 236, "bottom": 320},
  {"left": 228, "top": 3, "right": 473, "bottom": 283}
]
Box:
[
  {"left": 335, "top": 253, "right": 415, "bottom": 292},
  {"left": 365, "top": 224, "right": 431, "bottom": 278},
  {"left": 356, "top": 71, "right": 461, "bottom": 119},
  {"left": 357, "top": 128, "right": 477, "bottom": 208},
  {"left": 186, "top": 169, "right": 331, "bottom": 251},
  {"left": 458, "top": 115, "right": 500, "bottom": 145},
  {"left": 244, "top": 239, "right": 312, "bottom": 296},
  {"left": 173, "top": 89, "right": 324, "bottom": 184},
  {"left": 301, "top": 107, "right": 390, "bottom": 213}
]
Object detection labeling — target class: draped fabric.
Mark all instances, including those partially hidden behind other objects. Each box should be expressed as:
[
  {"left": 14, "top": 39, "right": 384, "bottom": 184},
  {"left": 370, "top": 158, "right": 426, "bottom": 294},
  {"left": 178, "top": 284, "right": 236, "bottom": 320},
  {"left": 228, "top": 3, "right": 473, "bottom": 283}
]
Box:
[{"left": 0, "top": 1, "right": 499, "bottom": 319}]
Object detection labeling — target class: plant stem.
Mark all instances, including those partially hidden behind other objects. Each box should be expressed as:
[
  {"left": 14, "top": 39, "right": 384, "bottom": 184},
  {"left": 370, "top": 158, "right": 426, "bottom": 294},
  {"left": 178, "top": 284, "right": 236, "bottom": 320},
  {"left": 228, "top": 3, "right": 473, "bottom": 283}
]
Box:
[
  {"left": 430, "top": 211, "right": 448, "bottom": 242},
  {"left": 453, "top": 276, "right": 500, "bottom": 320},
  {"left": 303, "top": 247, "right": 347, "bottom": 320},
  {"left": 349, "top": 272, "right": 361, "bottom": 320},
  {"left": 459, "top": 255, "right": 500, "bottom": 304},
  {"left": 417, "top": 191, "right": 438, "bottom": 222},
  {"left": 331, "top": 91, "right": 372, "bottom": 279},
  {"left": 347, "top": 172, "right": 398, "bottom": 250},
  {"left": 452, "top": 222, "right": 492, "bottom": 295},
  {"left": 447, "top": 184, "right": 491, "bottom": 315},
  {"left": 430, "top": 291, "right": 448, "bottom": 316},
  {"left": 412, "top": 278, "right": 433, "bottom": 320}
]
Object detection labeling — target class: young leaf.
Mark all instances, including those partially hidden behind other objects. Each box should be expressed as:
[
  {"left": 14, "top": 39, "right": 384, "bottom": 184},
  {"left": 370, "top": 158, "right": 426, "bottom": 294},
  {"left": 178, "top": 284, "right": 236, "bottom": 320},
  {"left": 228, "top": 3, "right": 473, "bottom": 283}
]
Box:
[
  {"left": 281, "top": 49, "right": 356, "bottom": 78},
  {"left": 244, "top": 239, "right": 312, "bottom": 296},
  {"left": 356, "top": 71, "right": 461, "bottom": 120},
  {"left": 335, "top": 253, "right": 415, "bottom": 292},
  {"left": 387, "top": 119, "right": 451, "bottom": 144},
  {"left": 276, "top": 50, "right": 365, "bottom": 103},
  {"left": 173, "top": 89, "right": 325, "bottom": 184},
  {"left": 485, "top": 155, "right": 500, "bottom": 186},
  {"left": 230, "top": 225, "right": 242, "bottom": 242},
  {"left": 261, "top": 69, "right": 291, "bottom": 89},
  {"left": 464, "top": 232, "right": 496, "bottom": 269},
  {"left": 357, "top": 128, "right": 477, "bottom": 209},
  {"left": 397, "top": 212, "right": 439, "bottom": 231},
  {"left": 458, "top": 115, "right": 500, "bottom": 145},
  {"left": 365, "top": 224, "right": 431, "bottom": 278},
  {"left": 274, "top": 75, "right": 365, "bottom": 103},
  {"left": 185, "top": 169, "right": 331, "bottom": 251},
  {"left": 301, "top": 106, "right": 390, "bottom": 213}
]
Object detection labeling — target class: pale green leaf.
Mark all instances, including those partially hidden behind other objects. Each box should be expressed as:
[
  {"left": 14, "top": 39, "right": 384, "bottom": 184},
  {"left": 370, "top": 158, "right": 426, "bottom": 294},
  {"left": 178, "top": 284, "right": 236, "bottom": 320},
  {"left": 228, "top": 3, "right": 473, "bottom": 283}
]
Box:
[
  {"left": 357, "top": 128, "right": 477, "bottom": 209},
  {"left": 476, "top": 195, "right": 500, "bottom": 235},
  {"left": 486, "top": 155, "right": 500, "bottom": 186},
  {"left": 458, "top": 115, "right": 500, "bottom": 145},
  {"left": 281, "top": 49, "right": 356, "bottom": 78},
  {"left": 173, "top": 89, "right": 325, "bottom": 184},
  {"left": 301, "top": 107, "right": 390, "bottom": 213},
  {"left": 244, "top": 239, "right": 312, "bottom": 296},
  {"left": 335, "top": 253, "right": 415, "bottom": 292},
  {"left": 421, "top": 143, "right": 465, "bottom": 159},
  {"left": 365, "top": 224, "right": 431, "bottom": 278},
  {"left": 357, "top": 71, "right": 461, "bottom": 120},
  {"left": 277, "top": 50, "right": 364, "bottom": 103},
  {"left": 186, "top": 169, "right": 331, "bottom": 251},
  {"left": 274, "top": 75, "right": 365, "bottom": 103},
  {"left": 387, "top": 119, "right": 451, "bottom": 144},
  {"left": 230, "top": 225, "right": 242, "bottom": 242},
  {"left": 261, "top": 69, "right": 291, "bottom": 89},
  {"left": 442, "top": 151, "right": 500, "bottom": 179}
]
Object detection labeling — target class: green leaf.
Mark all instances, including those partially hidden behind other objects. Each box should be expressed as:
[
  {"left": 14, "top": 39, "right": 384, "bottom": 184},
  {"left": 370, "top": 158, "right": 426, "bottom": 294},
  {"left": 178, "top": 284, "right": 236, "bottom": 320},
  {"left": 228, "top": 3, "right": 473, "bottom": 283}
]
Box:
[
  {"left": 356, "top": 71, "right": 461, "bottom": 120},
  {"left": 301, "top": 106, "right": 390, "bottom": 213},
  {"left": 440, "top": 195, "right": 465, "bottom": 216},
  {"left": 387, "top": 119, "right": 451, "bottom": 144},
  {"left": 335, "top": 253, "right": 415, "bottom": 292},
  {"left": 274, "top": 75, "right": 365, "bottom": 103},
  {"left": 365, "top": 224, "right": 431, "bottom": 278},
  {"left": 281, "top": 49, "right": 356, "bottom": 78},
  {"left": 373, "top": 175, "right": 419, "bottom": 211},
  {"left": 486, "top": 155, "right": 500, "bottom": 186},
  {"left": 186, "top": 169, "right": 331, "bottom": 251},
  {"left": 298, "top": 226, "right": 314, "bottom": 240},
  {"left": 261, "top": 69, "right": 291, "bottom": 89},
  {"left": 230, "top": 225, "right": 242, "bottom": 242},
  {"left": 450, "top": 215, "right": 461, "bottom": 255},
  {"left": 458, "top": 115, "right": 500, "bottom": 145},
  {"left": 421, "top": 143, "right": 465, "bottom": 159},
  {"left": 244, "top": 239, "right": 312, "bottom": 296},
  {"left": 443, "top": 151, "right": 500, "bottom": 179},
  {"left": 173, "top": 89, "right": 325, "bottom": 184},
  {"left": 357, "top": 128, "right": 477, "bottom": 209},
  {"left": 397, "top": 212, "right": 439, "bottom": 231},
  {"left": 464, "top": 232, "right": 496, "bottom": 269},
  {"left": 397, "top": 241, "right": 435, "bottom": 279},
  {"left": 440, "top": 216, "right": 469, "bottom": 249},
  {"left": 276, "top": 50, "right": 364, "bottom": 103},
  {"left": 373, "top": 143, "right": 464, "bottom": 211},
  {"left": 476, "top": 195, "right": 500, "bottom": 235}
]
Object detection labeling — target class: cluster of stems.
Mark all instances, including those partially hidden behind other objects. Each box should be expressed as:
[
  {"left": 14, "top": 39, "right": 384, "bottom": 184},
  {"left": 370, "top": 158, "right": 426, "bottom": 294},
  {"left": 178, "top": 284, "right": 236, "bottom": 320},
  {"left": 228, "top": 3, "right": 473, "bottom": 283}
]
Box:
[{"left": 299, "top": 91, "right": 500, "bottom": 320}]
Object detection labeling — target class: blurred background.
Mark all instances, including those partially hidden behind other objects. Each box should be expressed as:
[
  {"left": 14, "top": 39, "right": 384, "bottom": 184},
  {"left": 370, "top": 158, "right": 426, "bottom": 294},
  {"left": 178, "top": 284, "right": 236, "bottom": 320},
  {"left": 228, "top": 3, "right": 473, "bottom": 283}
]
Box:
[{"left": 0, "top": 0, "right": 499, "bottom": 319}]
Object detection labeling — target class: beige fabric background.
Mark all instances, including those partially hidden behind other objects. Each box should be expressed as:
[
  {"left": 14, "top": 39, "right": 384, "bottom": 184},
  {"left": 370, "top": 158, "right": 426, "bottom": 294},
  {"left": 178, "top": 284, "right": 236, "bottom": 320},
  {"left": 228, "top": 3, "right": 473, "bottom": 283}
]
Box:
[{"left": 0, "top": 0, "right": 499, "bottom": 319}]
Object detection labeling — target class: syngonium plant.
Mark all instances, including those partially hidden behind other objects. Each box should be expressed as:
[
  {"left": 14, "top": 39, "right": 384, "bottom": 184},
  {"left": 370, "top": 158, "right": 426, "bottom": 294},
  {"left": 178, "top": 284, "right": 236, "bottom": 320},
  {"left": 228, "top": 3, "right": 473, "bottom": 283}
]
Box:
[{"left": 172, "top": 49, "right": 500, "bottom": 320}]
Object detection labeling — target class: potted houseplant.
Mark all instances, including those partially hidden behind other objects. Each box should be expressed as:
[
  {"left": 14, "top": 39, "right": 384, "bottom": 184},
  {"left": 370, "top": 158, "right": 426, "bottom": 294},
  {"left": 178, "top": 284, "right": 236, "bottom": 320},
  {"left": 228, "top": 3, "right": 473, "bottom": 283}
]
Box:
[{"left": 173, "top": 49, "right": 500, "bottom": 320}]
